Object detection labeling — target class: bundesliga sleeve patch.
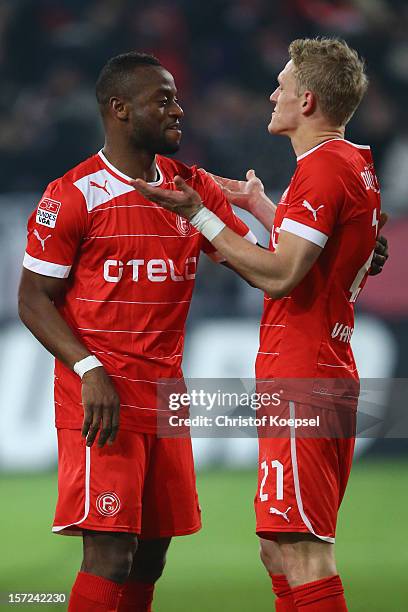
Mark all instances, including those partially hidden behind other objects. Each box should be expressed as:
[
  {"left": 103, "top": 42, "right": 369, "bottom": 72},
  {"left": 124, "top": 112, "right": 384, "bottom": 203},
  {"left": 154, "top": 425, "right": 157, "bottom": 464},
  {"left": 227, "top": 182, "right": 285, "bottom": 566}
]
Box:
[{"left": 36, "top": 198, "right": 61, "bottom": 228}]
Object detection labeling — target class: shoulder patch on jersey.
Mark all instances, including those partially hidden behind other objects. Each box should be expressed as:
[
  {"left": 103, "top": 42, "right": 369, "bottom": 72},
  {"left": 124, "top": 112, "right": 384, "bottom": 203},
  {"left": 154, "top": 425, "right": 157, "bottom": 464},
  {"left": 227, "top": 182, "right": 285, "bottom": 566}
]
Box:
[
  {"left": 36, "top": 198, "right": 61, "bottom": 228},
  {"left": 73, "top": 169, "right": 135, "bottom": 212}
]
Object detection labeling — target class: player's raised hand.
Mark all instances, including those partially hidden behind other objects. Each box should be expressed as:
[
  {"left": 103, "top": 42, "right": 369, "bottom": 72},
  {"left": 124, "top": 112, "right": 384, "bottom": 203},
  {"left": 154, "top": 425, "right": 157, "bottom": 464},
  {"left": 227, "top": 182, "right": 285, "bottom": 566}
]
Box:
[
  {"left": 130, "top": 176, "right": 203, "bottom": 219},
  {"left": 370, "top": 212, "right": 389, "bottom": 276},
  {"left": 207, "top": 168, "right": 265, "bottom": 212},
  {"left": 81, "top": 367, "right": 120, "bottom": 447}
]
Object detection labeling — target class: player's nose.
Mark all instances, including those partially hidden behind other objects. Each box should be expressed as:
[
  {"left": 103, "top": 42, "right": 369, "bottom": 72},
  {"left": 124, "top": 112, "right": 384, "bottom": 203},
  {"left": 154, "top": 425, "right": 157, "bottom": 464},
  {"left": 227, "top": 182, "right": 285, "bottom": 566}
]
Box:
[{"left": 170, "top": 101, "right": 184, "bottom": 118}]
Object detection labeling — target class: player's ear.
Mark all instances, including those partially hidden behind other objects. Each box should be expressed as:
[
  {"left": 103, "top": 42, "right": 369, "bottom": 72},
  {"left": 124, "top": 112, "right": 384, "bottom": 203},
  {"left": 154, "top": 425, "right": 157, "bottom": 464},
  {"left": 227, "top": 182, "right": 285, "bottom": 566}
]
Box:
[
  {"left": 110, "top": 97, "right": 129, "bottom": 121},
  {"left": 301, "top": 90, "right": 316, "bottom": 116}
]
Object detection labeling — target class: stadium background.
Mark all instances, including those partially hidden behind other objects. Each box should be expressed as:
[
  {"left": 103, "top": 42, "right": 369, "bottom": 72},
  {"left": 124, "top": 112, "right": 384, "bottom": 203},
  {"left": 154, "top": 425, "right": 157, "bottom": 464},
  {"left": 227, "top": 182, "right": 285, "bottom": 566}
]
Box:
[{"left": 1, "top": 0, "right": 407, "bottom": 609}]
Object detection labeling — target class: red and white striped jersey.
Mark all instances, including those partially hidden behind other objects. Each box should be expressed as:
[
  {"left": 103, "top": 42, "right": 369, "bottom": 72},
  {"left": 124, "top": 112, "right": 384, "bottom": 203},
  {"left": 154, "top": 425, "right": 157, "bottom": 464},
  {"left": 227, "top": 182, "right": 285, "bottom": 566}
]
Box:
[
  {"left": 24, "top": 151, "right": 255, "bottom": 431},
  {"left": 256, "top": 139, "right": 381, "bottom": 381}
]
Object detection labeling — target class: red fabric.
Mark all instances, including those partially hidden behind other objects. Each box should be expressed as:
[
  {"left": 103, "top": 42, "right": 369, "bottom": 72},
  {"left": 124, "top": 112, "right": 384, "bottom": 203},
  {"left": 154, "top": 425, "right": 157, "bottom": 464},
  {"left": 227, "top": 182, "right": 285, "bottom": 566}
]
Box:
[
  {"left": 256, "top": 139, "right": 381, "bottom": 382},
  {"left": 68, "top": 572, "right": 121, "bottom": 611},
  {"left": 292, "top": 574, "right": 348, "bottom": 610},
  {"left": 270, "top": 573, "right": 296, "bottom": 612},
  {"left": 117, "top": 581, "right": 155, "bottom": 611},
  {"left": 255, "top": 413, "right": 355, "bottom": 541},
  {"left": 24, "top": 152, "right": 251, "bottom": 434},
  {"left": 53, "top": 429, "right": 201, "bottom": 538}
]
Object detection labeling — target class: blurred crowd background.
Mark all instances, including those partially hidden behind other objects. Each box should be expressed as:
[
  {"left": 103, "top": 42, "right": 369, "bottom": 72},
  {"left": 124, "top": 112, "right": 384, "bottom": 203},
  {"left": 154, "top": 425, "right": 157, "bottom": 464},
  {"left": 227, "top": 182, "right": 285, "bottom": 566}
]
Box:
[{"left": 0, "top": 0, "right": 407, "bottom": 473}]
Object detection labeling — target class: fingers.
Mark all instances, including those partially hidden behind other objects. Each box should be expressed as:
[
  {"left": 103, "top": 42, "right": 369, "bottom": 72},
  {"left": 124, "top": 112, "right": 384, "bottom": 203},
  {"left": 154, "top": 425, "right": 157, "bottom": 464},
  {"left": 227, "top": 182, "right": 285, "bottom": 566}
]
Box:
[
  {"left": 98, "top": 403, "right": 119, "bottom": 448},
  {"left": 83, "top": 404, "right": 102, "bottom": 447},
  {"left": 246, "top": 169, "right": 256, "bottom": 180},
  {"left": 379, "top": 212, "right": 388, "bottom": 231},
  {"left": 174, "top": 175, "right": 191, "bottom": 193},
  {"left": 108, "top": 405, "right": 120, "bottom": 446}
]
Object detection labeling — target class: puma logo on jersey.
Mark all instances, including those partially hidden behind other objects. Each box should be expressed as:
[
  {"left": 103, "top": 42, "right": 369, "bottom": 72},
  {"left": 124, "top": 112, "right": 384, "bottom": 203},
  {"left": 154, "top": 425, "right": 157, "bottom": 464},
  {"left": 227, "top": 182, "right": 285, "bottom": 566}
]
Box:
[
  {"left": 33, "top": 229, "right": 51, "bottom": 251},
  {"left": 302, "top": 199, "right": 324, "bottom": 221},
  {"left": 90, "top": 179, "right": 110, "bottom": 195},
  {"left": 331, "top": 322, "right": 354, "bottom": 343},
  {"left": 269, "top": 506, "right": 292, "bottom": 523}
]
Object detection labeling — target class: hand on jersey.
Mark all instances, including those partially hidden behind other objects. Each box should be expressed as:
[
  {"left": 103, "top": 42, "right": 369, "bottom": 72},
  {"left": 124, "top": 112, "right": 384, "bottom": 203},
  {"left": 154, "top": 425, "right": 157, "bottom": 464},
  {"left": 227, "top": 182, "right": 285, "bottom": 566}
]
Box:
[
  {"left": 131, "top": 176, "right": 203, "bottom": 220},
  {"left": 81, "top": 367, "right": 120, "bottom": 447},
  {"left": 369, "top": 212, "right": 389, "bottom": 276},
  {"left": 207, "top": 168, "right": 265, "bottom": 212}
]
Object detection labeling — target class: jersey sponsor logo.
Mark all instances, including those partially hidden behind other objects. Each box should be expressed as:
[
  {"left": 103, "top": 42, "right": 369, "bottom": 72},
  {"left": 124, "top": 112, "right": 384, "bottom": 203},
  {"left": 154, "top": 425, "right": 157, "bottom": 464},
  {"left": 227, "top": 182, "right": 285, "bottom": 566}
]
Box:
[
  {"left": 269, "top": 506, "right": 292, "bottom": 523},
  {"left": 96, "top": 492, "right": 121, "bottom": 516},
  {"left": 90, "top": 179, "right": 111, "bottom": 196},
  {"left": 176, "top": 215, "right": 192, "bottom": 236},
  {"left": 103, "top": 257, "right": 197, "bottom": 283},
  {"left": 33, "top": 229, "right": 51, "bottom": 251},
  {"left": 36, "top": 198, "right": 61, "bottom": 228},
  {"left": 361, "top": 164, "right": 380, "bottom": 194},
  {"left": 331, "top": 322, "right": 354, "bottom": 343},
  {"left": 302, "top": 199, "right": 324, "bottom": 221}
]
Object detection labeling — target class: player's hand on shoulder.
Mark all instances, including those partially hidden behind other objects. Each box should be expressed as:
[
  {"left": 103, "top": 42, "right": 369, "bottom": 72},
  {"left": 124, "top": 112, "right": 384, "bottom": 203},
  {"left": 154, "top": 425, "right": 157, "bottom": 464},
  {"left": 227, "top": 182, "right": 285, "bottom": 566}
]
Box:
[
  {"left": 206, "top": 168, "right": 265, "bottom": 212},
  {"left": 370, "top": 212, "right": 389, "bottom": 276},
  {"left": 81, "top": 367, "right": 120, "bottom": 448}
]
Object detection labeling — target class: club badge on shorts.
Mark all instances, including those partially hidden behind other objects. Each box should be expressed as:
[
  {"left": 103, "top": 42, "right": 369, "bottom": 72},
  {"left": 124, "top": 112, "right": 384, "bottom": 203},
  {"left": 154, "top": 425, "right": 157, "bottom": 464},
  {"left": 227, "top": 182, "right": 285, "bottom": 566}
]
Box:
[{"left": 96, "top": 492, "right": 121, "bottom": 517}]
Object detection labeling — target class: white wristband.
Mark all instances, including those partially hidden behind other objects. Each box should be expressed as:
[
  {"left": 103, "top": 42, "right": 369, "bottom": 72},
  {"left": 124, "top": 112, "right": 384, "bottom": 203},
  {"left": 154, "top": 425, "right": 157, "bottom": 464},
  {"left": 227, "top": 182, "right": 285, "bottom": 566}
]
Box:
[
  {"left": 73, "top": 355, "right": 103, "bottom": 379},
  {"left": 189, "top": 207, "right": 226, "bottom": 242}
]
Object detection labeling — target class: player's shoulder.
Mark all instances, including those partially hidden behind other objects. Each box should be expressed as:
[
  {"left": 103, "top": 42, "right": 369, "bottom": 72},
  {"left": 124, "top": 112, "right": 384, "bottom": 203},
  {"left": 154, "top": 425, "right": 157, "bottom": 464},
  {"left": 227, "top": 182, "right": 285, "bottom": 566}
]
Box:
[{"left": 297, "top": 139, "right": 372, "bottom": 174}]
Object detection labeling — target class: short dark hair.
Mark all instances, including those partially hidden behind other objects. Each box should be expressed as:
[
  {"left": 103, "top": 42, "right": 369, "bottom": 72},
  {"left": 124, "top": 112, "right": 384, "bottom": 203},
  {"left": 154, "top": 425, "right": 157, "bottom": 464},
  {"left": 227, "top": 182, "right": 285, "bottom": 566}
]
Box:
[{"left": 95, "top": 52, "right": 162, "bottom": 108}]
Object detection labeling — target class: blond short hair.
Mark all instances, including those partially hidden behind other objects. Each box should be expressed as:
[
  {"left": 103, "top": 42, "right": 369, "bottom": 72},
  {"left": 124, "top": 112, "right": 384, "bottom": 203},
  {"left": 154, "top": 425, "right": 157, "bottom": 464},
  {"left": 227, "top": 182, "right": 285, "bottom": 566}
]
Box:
[{"left": 289, "top": 38, "right": 368, "bottom": 126}]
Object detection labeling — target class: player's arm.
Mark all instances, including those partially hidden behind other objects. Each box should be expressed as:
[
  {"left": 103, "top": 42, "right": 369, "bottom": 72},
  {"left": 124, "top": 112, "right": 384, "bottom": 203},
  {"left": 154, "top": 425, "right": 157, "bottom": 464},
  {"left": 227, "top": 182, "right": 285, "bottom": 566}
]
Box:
[
  {"left": 205, "top": 168, "right": 276, "bottom": 231},
  {"left": 132, "top": 176, "right": 320, "bottom": 297},
  {"left": 18, "top": 269, "right": 120, "bottom": 448},
  {"left": 207, "top": 169, "right": 389, "bottom": 274}
]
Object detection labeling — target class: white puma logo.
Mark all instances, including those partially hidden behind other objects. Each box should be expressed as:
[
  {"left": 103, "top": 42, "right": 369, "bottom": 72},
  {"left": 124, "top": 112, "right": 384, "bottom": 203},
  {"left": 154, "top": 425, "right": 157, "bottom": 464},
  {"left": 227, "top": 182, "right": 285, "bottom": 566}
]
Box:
[
  {"left": 269, "top": 506, "right": 292, "bottom": 523},
  {"left": 302, "top": 199, "right": 324, "bottom": 221},
  {"left": 33, "top": 229, "right": 52, "bottom": 251}
]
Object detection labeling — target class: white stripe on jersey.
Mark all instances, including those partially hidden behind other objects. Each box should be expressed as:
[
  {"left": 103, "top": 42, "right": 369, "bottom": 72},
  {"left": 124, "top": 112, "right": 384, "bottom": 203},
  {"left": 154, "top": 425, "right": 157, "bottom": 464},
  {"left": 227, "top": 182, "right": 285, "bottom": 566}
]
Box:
[
  {"left": 77, "top": 327, "right": 183, "bottom": 334},
  {"left": 280, "top": 218, "right": 328, "bottom": 248},
  {"left": 317, "top": 362, "right": 357, "bottom": 372},
  {"left": 84, "top": 233, "right": 201, "bottom": 239},
  {"left": 76, "top": 297, "right": 190, "bottom": 305},
  {"left": 23, "top": 252, "right": 71, "bottom": 278},
  {"left": 110, "top": 374, "right": 183, "bottom": 385}
]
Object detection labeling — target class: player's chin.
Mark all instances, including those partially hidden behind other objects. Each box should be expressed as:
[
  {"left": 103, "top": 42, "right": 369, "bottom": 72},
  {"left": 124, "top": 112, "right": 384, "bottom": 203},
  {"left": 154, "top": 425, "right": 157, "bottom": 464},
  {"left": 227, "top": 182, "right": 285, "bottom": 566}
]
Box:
[
  {"left": 159, "top": 133, "right": 182, "bottom": 154},
  {"left": 267, "top": 117, "right": 279, "bottom": 134}
]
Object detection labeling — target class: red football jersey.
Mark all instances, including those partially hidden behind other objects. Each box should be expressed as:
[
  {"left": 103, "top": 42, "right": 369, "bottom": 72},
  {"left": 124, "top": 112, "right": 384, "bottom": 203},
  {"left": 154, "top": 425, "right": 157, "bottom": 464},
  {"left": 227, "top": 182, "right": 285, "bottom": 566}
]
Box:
[
  {"left": 256, "top": 139, "right": 381, "bottom": 381},
  {"left": 24, "top": 151, "right": 255, "bottom": 432}
]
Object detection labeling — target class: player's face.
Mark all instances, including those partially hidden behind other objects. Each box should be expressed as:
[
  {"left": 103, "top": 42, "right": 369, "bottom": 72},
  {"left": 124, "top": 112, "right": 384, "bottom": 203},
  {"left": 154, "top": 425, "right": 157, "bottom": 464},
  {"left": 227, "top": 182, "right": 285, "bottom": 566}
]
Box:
[
  {"left": 268, "top": 61, "right": 302, "bottom": 136},
  {"left": 127, "top": 66, "right": 184, "bottom": 154}
]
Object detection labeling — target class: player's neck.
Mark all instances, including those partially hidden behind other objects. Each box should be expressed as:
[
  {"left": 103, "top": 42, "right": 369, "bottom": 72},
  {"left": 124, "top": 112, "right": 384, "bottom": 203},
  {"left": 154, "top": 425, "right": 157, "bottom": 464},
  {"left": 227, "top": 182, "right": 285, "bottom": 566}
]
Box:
[
  {"left": 102, "top": 141, "right": 158, "bottom": 182},
  {"left": 291, "top": 125, "right": 345, "bottom": 159}
]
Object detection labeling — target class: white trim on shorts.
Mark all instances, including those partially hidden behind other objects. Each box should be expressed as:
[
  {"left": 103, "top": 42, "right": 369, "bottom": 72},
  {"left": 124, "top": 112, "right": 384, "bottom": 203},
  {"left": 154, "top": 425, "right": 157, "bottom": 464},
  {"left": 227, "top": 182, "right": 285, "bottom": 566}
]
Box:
[
  {"left": 289, "top": 401, "right": 335, "bottom": 544},
  {"left": 52, "top": 446, "right": 91, "bottom": 535}
]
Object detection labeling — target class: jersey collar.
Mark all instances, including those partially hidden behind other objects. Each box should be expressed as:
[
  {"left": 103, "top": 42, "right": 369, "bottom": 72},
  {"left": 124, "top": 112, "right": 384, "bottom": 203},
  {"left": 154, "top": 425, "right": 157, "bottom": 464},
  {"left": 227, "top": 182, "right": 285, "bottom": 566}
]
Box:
[{"left": 98, "top": 149, "right": 164, "bottom": 186}]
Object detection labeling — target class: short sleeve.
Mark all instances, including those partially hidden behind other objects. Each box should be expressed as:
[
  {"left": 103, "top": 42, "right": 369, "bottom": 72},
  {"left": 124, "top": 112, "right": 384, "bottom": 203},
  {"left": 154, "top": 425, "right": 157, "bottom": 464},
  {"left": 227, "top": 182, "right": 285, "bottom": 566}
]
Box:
[
  {"left": 195, "top": 169, "right": 257, "bottom": 261},
  {"left": 280, "top": 154, "right": 345, "bottom": 248},
  {"left": 23, "top": 178, "right": 87, "bottom": 278}
]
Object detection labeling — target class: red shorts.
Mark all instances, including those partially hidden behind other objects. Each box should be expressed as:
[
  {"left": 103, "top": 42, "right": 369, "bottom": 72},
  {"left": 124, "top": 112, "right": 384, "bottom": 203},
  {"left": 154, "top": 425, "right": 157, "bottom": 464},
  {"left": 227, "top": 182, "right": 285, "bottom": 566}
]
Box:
[
  {"left": 52, "top": 429, "right": 201, "bottom": 538},
  {"left": 255, "top": 400, "right": 356, "bottom": 542}
]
